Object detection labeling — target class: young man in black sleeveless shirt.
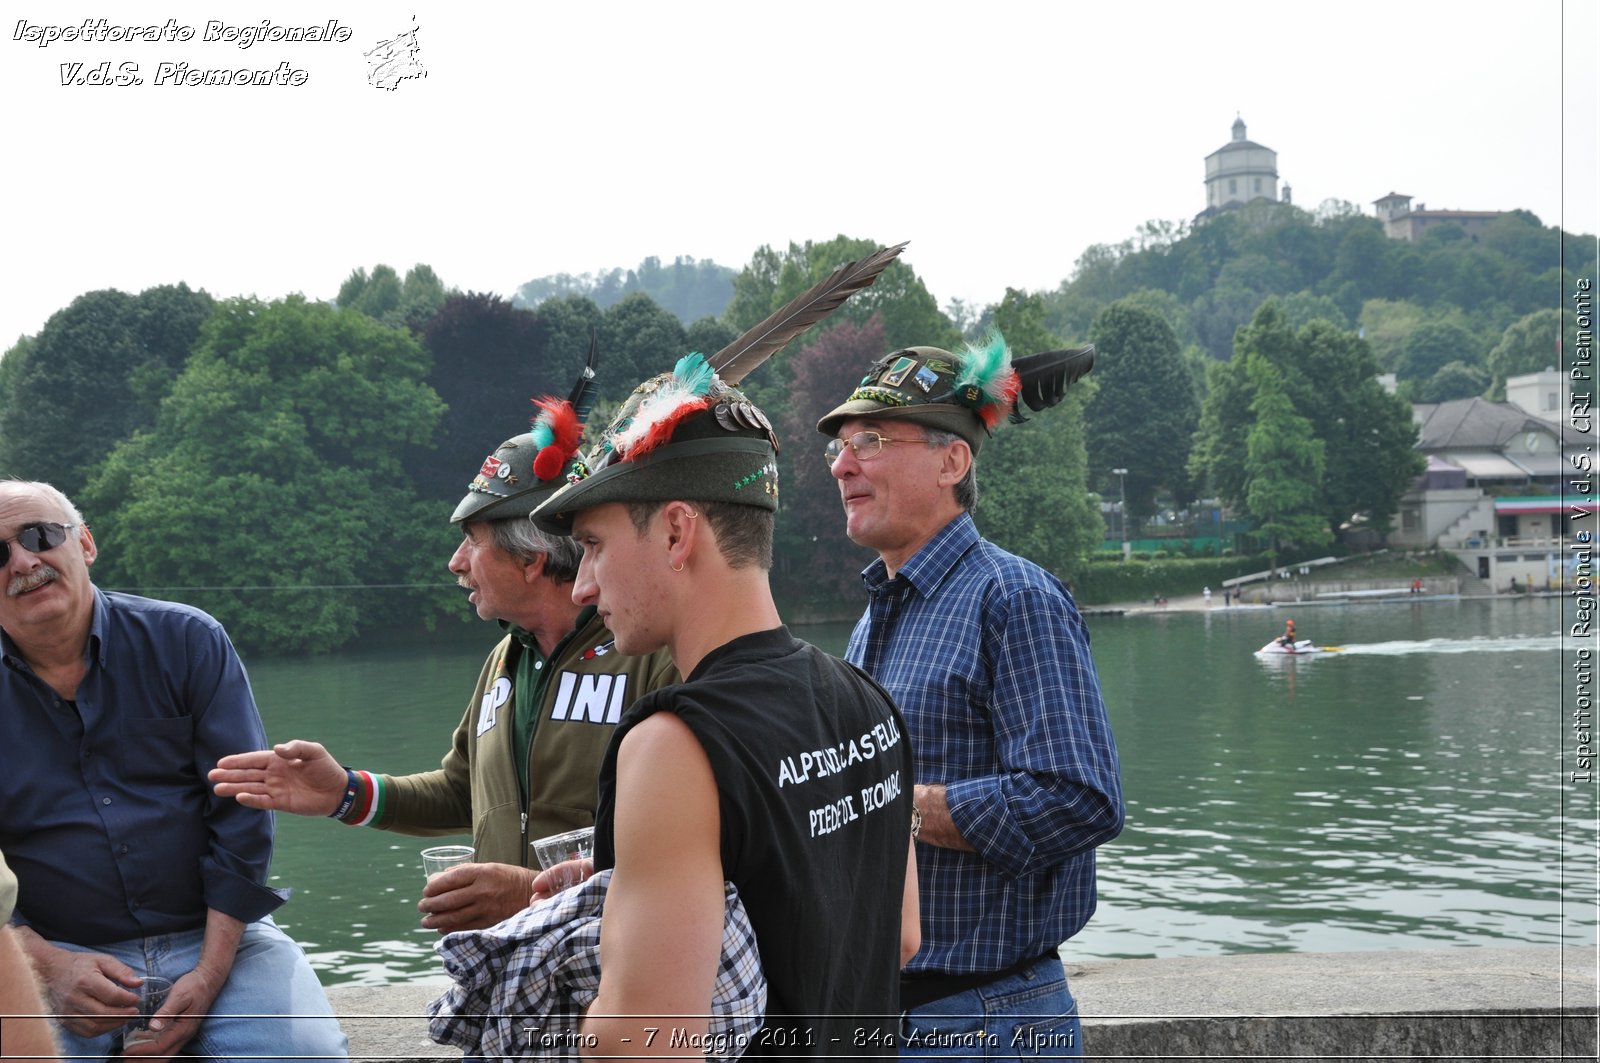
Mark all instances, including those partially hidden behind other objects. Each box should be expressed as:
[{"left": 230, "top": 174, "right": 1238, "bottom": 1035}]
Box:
[{"left": 533, "top": 362, "right": 918, "bottom": 1058}]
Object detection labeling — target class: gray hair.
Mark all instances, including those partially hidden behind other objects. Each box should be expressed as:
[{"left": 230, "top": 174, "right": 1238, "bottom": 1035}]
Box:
[
  {"left": 485, "top": 516, "right": 581, "bottom": 583},
  {"left": 919, "top": 429, "right": 978, "bottom": 511},
  {"left": 0, "top": 479, "right": 85, "bottom": 526}
]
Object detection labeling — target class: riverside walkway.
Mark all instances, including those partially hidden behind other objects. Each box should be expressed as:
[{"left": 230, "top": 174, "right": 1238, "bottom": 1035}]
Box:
[{"left": 325, "top": 944, "right": 1596, "bottom": 1059}]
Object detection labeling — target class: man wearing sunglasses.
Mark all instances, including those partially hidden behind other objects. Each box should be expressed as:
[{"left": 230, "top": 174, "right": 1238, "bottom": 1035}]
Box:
[
  {"left": 817, "top": 337, "right": 1124, "bottom": 1060},
  {"left": 211, "top": 365, "right": 677, "bottom": 935},
  {"left": 0, "top": 479, "right": 348, "bottom": 1060}
]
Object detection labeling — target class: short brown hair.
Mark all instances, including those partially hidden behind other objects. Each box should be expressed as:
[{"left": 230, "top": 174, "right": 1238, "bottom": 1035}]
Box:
[{"left": 625, "top": 500, "right": 774, "bottom": 571}]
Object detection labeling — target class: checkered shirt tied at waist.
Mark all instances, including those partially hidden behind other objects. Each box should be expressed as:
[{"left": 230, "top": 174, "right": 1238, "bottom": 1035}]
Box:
[{"left": 427, "top": 869, "right": 767, "bottom": 1060}]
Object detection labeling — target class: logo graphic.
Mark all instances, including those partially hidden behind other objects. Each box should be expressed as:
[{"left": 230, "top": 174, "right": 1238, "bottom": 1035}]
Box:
[
  {"left": 550, "top": 672, "right": 629, "bottom": 725},
  {"left": 477, "top": 676, "right": 511, "bottom": 736},
  {"left": 881, "top": 356, "right": 918, "bottom": 388},
  {"left": 366, "top": 16, "right": 426, "bottom": 91}
]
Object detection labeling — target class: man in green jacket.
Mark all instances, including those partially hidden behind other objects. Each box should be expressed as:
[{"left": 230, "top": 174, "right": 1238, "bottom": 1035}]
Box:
[{"left": 212, "top": 369, "right": 677, "bottom": 933}]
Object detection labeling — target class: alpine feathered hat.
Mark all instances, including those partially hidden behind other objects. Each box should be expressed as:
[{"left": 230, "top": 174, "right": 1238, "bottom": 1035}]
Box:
[
  {"left": 532, "top": 243, "right": 906, "bottom": 531},
  {"left": 816, "top": 331, "right": 1095, "bottom": 452}
]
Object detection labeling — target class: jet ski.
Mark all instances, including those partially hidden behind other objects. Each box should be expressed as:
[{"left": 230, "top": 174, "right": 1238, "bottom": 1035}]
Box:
[{"left": 1255, "top": 638, "right": 1340, "bottom": 657}]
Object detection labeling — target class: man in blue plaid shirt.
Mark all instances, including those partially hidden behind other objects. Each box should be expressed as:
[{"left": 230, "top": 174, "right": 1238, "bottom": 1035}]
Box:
[{"left": 819, "top": 335, "right": 1124, "bottom": 1060}]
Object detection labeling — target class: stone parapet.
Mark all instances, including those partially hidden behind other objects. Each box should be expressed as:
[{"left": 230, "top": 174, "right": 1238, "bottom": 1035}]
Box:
[{"left": 324, "top": 945, "right": 1597, "bottom": 1060}]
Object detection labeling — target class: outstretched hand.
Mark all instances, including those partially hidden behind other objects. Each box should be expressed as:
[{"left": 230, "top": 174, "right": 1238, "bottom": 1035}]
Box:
[{"left": 209, "top": 739, "right": 348, "bottom": 817}]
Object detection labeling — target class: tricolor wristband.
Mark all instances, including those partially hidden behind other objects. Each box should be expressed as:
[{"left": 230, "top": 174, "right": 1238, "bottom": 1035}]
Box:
[
  {"left": 330, "top": 768, "right": 361, "bottom": 820},
  {"left": 344, "top": 770, "right": 382, "bottom": 826}
]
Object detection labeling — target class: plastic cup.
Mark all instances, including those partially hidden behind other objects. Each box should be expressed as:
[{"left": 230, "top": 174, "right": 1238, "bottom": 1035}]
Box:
[
  {"left": 122, "top": 975, "right": 173, "bottom": 1046},
  {"left": 531, "top": 827, "right": 594, "bottom": 871},
  {"left": 421, "top": 844, "right": 475, "bottom": 879}
]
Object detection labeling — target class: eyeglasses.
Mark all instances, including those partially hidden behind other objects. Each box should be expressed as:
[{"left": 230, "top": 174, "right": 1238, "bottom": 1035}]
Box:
[
  {"left": 0, "top": 522, "right": 77, "bottom": 565},
  {"left": 824, "top": 431, "right": 923, "bottom": 465}
]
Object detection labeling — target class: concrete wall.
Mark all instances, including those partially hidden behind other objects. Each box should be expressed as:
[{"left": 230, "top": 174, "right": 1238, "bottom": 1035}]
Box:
[{"left": 325, "top": 944, "right": 1596, "bottom": 1061}]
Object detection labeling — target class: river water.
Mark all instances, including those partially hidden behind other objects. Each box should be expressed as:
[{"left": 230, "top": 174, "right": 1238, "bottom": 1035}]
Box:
[{"left": 239, "top": 595, "right": 1596, "bottom": 986}]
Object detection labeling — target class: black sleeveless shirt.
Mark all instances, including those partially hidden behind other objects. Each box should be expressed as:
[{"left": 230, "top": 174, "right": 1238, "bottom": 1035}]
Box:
[{"left": 595, "top": 627, "right": 913, "bottom": 1057}]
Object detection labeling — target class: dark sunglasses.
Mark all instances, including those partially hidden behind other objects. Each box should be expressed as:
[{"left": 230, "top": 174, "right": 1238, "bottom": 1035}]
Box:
[{"left": 0, "top": 521, "right": 78, "bottom": 565}]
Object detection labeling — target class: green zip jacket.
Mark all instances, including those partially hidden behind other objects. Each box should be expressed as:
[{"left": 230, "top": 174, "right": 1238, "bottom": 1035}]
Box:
[{"left": 369, "top": 608, "right": 677, "bottom": 867}]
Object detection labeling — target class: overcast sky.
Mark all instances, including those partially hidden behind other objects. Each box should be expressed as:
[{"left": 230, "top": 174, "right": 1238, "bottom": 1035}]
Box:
[{"left": 3, "top": 0, "right": 1595, "bottom": 351}]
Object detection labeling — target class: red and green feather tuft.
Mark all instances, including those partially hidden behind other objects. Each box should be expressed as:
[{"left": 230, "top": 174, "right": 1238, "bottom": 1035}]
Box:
[
  {"left": 955, "top": 331, "right": 1022, "bottom": 427},
  {"left": 529, "top": 394, "right": 585, "bottom": 481}
]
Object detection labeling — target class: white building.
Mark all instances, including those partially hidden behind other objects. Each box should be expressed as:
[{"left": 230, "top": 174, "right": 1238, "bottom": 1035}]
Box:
[
  {"left": 1390, "top": 384, "right": 1591, "bottom": 590},
  {"left": 1197, "top": 116, "right": 1284, "bottom": 221},
  {"left": 1505, "top": 368, "right": 1570, "bottom": 421}
]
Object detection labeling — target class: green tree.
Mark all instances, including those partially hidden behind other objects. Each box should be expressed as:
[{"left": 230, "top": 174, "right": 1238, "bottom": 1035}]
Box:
[
  {"left": 723, "top": 237, "right": 954, "bottom": 355},
  {"left": 1395, "top": 319, "right": 1482, "bottom": 385},
  {"left": 684, "top": 316, "right": 737, "bottom": 358},
  {"left": 773, "top": 317, "right": 888, "bottom": 604},
  {"left": 1190, "top": 302, "right": 1420, "bottom": 541},
  {"left": 411, "top": 292, "right": 549, "bottom": 503},
  {"left": 337, "top": 264, "right": 402, "bottom": 321},
  {"left": 1084, "top": 300, "right": 1199, "bottom": 518},
  {"left": 1356, "top": 298, "right": 1428, "bottom": 371},
  {"left": 628, "top": 255, "right": 736, "bottom": 322},
  {"left": 601, "top": 292, "right": 689, "bottom": 391},
  {"left": 0, "top": 284, "right": 214, "bottom": 498},
  {"left": 1243, "top": 355, "right": 1330, "bottom": 568},
  {"left": 339, "top": 263, "right": 450, "bottom": 331},
  {"left": 515, "top": 256, "right": 735, "bottom": 323},
  {"left": 1328, "top": 222, "right": 1399, "bottom": 302},
  {"left": 1278, "top": 290, "right": 1350, "bottom": 331},
  {"left": 1290, "top": 320, "right": 1423, "bottom": 537},
  {"left": 1479, "top": 210, "right": 1560, "bottom": 273},
  {"left": 1486, "top": 307, "right": 1575, "bottom": 398},
  {"left": 720, "top": 237, "right": 951, "bottom": 424},
  {"left": 0, "top": 337, "right": 27, "bottom": 410},
  {"left": 1216, "top": 253, "right": 1290, "bottom": 296},
  {"left": 1412, "top": 231, "right": 1519, "bottom": 316},
  {"left": 532, "top": 294, "right": 605, "bottom": 388},
  {"left": 1417, "top": 360, "right": 1490, "bottom": 402},
  {"left": 1187, "top": 355, "right": 1254, "bottom": 510},
  {"left": 82, "top": 296, "right": 450, "bottom": 655},
  {"left": 1189, "top": 284, "right": 1269, "bottom": 360},
  {"left": 1119, "top": 288, "right": 1202, "bottom": 351},
  {"left": 1040, "top": 285, "right": 1104, "bottom": 347},
  {"left": 397, "top": 265, "right": 449, "bottom": 330},
  {"left": 978, "top": 291, "right": 1102, "bottom": 578}
]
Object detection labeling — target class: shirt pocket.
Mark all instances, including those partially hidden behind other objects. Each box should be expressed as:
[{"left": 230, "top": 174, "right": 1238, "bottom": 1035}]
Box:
[{"left": 116, "top": 715, "right": 197, "bottom": 786}]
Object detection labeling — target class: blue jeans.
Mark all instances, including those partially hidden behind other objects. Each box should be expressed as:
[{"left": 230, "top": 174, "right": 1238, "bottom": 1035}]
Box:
[
  {"left": 901, "top": 955, "right": 1081, "bottom": 1060},
  {"left": 48, "top": 916, "right": 348, "bottom": 1061}
]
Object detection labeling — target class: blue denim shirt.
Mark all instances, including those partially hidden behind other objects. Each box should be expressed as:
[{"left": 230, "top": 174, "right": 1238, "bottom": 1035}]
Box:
[
  {"left": 0, "top": 588, "right": 286, "bottom": 945},
  {"left": 847, "top": 513, "right": 1124, "bottom": 975}
]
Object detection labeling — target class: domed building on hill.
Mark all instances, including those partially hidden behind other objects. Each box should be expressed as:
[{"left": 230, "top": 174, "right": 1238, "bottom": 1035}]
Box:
[{"left": 1196, "top": 115, "right": 1289, "bottom": 223}]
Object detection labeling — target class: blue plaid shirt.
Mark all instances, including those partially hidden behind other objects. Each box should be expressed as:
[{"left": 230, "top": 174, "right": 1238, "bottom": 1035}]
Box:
[{"left": 846, "top": 513, "right": 1123, "bottom": 975}]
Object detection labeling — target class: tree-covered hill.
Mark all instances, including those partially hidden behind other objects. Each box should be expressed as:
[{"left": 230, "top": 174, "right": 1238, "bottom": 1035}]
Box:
[
  {"left": 512, "top": 255, "right": 735, "bottom": 325},
  {"left": 1043, "top": 201, "right": 1589, "bottom": 404}
]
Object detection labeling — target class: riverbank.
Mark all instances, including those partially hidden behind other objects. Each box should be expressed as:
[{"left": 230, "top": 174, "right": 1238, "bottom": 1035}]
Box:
[
  {"left": 324, "top": 944, "right": 1597, "bottom": 1060},
  {"left": 1104, "top": 588, "right": 1558, "bottom": 616}
]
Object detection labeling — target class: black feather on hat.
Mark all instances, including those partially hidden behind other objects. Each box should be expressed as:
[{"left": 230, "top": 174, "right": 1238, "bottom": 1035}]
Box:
[
  {"left": 450, "top": 331, "right": 601, "bottom": 523},
  {"left": 530, "top": 243, "right": 907, "bottom": 531}
]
